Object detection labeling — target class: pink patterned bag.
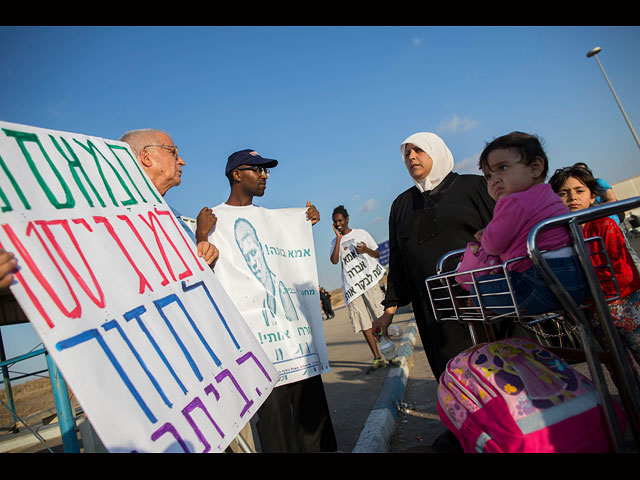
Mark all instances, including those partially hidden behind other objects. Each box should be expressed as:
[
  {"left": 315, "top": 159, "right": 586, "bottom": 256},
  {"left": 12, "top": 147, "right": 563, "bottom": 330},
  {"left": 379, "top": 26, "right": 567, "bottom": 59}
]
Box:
[{"left": 437, "top": 337, "right": 626, "bottom": 452}]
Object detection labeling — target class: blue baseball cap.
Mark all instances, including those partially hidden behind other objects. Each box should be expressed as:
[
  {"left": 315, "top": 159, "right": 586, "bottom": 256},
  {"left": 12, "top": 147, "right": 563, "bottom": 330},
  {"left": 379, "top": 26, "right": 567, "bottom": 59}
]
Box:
[{"left": 225, "top": 149, "right": 278, "bottom": 176}]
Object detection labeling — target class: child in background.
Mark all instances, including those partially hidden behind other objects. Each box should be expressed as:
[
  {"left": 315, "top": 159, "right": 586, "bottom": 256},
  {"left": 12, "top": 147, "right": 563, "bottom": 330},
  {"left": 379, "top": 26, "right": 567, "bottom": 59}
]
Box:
[
  {"left": 549, "top": 165, "right": 640, "bottom": 382},
  {"left": 463, "top": 132, "right": 590, "bottom": 315}
]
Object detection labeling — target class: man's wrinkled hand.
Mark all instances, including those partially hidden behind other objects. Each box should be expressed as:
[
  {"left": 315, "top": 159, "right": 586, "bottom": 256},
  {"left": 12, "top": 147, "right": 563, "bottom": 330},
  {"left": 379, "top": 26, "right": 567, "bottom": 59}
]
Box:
[{"left": 197, "top": 241, "right": 219, "bottom": 267}]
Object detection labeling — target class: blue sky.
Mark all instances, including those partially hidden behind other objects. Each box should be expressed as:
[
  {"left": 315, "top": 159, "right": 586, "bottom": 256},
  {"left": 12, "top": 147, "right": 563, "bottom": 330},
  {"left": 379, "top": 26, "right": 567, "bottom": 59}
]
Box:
[{"left": 1, "top": 26, "right": 640, "bottom": 376}]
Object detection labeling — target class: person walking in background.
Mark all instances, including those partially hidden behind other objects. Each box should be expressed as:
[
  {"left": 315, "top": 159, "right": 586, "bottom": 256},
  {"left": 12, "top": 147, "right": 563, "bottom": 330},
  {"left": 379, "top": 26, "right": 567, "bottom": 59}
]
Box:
[
  {"left": 319, "top": 287, "right": 334, "bottom": 319},
  {"left": 330, "top": 205, "right": 399, "bottom": 373}
]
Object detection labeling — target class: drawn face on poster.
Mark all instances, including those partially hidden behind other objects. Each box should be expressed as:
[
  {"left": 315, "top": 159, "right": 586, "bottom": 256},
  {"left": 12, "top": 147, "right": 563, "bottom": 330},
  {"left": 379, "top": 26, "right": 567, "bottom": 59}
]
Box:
[
  {"left": 235, "top": 219, "right": 273, "bottom": 293},
  {"left": 210, "top": 206, "right": 330, "bottom": 386}
]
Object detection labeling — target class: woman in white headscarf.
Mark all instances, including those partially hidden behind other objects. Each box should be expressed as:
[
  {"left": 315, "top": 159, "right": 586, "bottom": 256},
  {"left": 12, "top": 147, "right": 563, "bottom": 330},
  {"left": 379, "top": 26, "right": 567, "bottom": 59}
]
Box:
[{"left": 373, "top": 132, "right": 495, "bottom": 381}]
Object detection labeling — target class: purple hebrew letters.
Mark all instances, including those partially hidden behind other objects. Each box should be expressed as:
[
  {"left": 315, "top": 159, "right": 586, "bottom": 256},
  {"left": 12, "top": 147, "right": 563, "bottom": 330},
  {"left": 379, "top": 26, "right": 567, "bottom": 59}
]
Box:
[
  {"left": 215, "top": 369, "right": 254, "bottom": 418},
  {"left": 182, "top": 396, "right": 225, "bottom": 453},
  {"left": 150, "top": 422, "right": 190, "bottom": 453},
  {"left": 236, "top": 350, "right": 273, "bottom": 396}
]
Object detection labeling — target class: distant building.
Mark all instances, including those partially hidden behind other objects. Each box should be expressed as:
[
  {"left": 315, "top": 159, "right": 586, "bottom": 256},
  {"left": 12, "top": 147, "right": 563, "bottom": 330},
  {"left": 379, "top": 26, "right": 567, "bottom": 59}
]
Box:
[{"left": 612, "top": 175, "right": 640, "bottom": 217}]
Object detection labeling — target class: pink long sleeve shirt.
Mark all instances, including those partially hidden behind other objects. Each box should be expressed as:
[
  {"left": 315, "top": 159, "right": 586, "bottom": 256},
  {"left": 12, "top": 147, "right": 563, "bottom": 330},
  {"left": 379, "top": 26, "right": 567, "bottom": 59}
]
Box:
[{"left": 481, "top": 183, "right": 571, "bottom": 273}]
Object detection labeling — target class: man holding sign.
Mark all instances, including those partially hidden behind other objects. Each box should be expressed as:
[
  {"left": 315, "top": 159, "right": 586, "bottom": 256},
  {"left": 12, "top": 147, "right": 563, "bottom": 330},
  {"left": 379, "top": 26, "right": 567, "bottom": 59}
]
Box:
[
  {"left": 206, "top": 149, "right": 337, "bottom": 453},
  {"left": 120, "top": 129, "right": 219, "bottom": 268},
  {"left": 121, "top": 129, "right": 257, "bottom": 452},
  {"left": 330, "top": 205, "right": 396, "bottom": 373}
]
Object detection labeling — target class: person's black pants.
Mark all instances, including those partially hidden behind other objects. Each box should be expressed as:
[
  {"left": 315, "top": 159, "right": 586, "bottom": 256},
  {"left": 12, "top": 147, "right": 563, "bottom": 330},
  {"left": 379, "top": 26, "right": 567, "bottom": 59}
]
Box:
[{"left": 256, "top": 375, "right": 337, "bottom": 453}]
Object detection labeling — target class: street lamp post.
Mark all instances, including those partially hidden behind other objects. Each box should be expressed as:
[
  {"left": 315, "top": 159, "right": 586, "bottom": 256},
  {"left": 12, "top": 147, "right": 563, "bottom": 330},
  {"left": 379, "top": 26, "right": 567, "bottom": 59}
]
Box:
[{"left": 587, "top": 46, "right": 640, "bottom": 152}]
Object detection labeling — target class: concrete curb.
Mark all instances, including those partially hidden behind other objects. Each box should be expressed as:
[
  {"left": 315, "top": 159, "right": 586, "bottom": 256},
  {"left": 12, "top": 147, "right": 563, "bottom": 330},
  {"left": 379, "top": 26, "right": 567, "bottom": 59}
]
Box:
[
  {"left": 352, "top": 319, "right": 418, "bottom": 453},
  {"left": 0, "top": 422, "right": 64, "bottom": 453}
]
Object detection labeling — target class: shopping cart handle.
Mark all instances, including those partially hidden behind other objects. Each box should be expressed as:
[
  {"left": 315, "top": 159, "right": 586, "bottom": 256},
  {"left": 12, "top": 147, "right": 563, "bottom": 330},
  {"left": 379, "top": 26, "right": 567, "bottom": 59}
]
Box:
[{"left": 436, "top": 247, "right": 466, "bottom": 274}]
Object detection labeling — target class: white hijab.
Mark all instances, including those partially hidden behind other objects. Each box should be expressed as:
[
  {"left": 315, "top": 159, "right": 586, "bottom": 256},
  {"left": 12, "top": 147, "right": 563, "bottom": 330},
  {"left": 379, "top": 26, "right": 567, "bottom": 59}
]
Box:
[{"left": 400, "top": 132, "right": 454, "bottom": 192}]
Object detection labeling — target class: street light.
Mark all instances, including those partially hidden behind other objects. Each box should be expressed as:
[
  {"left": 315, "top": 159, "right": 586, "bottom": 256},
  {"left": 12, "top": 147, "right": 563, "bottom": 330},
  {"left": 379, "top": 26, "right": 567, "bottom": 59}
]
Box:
[{"left": 587, "top": 46, "right": 640, "bottom": 151}]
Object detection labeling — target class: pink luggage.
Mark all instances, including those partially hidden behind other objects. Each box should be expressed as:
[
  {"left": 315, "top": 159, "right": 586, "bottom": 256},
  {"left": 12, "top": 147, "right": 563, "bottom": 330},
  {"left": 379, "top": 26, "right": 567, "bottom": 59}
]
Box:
[{"left": 437, "top": 337, "right": 626, "bottom": 452}]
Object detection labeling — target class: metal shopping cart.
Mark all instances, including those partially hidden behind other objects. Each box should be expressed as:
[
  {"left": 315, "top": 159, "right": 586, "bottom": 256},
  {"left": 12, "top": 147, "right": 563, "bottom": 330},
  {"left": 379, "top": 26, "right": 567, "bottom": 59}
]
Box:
[{"left": 425, "top": 198, "right": 640, "bottom": 453}]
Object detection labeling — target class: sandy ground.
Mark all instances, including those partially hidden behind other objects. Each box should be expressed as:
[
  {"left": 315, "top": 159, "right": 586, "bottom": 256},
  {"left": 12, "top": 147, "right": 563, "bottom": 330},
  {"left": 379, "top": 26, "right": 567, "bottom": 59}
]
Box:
[{"left": 1, "top": 377, "right": 80, "bottom": 430}]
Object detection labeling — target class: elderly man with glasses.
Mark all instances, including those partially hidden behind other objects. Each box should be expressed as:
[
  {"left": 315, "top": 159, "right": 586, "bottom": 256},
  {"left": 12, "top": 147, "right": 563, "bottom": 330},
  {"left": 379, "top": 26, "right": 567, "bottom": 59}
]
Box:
[{"left": 120, "top": 129, "right": 219, "bottom": 267}]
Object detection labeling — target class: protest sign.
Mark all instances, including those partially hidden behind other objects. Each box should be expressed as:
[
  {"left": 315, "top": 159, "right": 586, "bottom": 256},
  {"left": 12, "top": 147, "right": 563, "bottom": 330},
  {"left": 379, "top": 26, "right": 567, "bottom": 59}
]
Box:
[
  {"left": 377, "top": 239, "right": 390, "bottom": 267},
  {"left": 331, "top": 230, "right": 385, "bottom": 305},
  {"left": 209, "top": 204, "right": 330, "bottom": 386},
  {"left": 0, "top": 121, "right": 278, "bottom": 452}
]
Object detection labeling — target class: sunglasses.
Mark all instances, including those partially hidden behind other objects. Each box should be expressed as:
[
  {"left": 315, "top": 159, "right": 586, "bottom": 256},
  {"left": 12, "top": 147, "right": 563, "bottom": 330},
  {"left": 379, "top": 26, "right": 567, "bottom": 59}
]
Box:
[{"left": 235, "top": 166, "right": 270, "bottom": 177}]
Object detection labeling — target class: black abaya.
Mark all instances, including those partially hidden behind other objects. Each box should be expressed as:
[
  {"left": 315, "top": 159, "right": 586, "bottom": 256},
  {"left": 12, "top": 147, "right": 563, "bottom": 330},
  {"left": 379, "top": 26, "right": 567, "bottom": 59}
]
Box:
[{"left": 383, "top": 172, "right": 495, "bottom": 380}]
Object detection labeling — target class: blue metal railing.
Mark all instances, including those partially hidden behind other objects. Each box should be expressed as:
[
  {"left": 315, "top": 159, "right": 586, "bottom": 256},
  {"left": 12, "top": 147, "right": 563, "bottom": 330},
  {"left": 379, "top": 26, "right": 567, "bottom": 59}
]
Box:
[{"left": 1, "top": 335, "right": 80, "bottom": 453}]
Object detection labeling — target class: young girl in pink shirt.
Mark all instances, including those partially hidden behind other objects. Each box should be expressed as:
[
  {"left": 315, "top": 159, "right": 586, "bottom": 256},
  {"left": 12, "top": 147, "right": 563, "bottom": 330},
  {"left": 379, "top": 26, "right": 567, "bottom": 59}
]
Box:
[{"left": 459, "top": 132, "right": 590, "bottom": 315}]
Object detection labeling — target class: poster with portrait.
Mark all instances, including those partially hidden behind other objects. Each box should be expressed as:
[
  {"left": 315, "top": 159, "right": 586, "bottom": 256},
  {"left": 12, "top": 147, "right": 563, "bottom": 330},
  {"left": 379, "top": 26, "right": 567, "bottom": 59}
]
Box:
[
  {"left": 0, "top": 121, "right": 278, "bottom": 452},
  {"left": 209, "top": 203, "right": 330, "bottom": 386}
]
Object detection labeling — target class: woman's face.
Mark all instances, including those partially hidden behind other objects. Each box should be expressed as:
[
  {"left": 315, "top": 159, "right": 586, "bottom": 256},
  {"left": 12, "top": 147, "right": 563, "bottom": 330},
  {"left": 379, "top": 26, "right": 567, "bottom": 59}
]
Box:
[
  {"left": 332, "top": 213, "right": 349, "bottom": 234},
  {"left": 556, "top": 176, "right": 595, "bottom": 212},
  {"left": 404, "top": 144, "right": 433, "bottom": 180}
]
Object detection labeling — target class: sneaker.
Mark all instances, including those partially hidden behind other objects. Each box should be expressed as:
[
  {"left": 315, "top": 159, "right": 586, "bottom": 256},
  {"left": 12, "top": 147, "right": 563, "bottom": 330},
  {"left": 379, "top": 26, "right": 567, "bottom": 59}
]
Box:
[
  {"left": 388, "top": 357, "right": 402, "bottom": 368},
  {"left": 366, "top": 358, "right": 386, "bottom": 374}
]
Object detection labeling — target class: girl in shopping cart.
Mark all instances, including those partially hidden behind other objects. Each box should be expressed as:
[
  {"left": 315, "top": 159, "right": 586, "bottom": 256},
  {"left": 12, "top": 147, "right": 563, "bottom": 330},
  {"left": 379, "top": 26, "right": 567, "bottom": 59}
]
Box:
[
  {"left": 459, "top": 132, "right": 591, "bottom": 315},
  {"left": 549, "top": 165, "right": 640, "bottom": 382}
]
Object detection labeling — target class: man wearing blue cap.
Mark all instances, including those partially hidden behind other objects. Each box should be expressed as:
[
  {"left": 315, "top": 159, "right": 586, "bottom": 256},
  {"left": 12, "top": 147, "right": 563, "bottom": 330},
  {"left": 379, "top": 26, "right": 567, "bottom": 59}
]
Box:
[
  {"left": 203, "top": 149, "right": 337, "bottom": 453},
  {"left": 220, "top": 149, "right": 319, "bottom": 219}
]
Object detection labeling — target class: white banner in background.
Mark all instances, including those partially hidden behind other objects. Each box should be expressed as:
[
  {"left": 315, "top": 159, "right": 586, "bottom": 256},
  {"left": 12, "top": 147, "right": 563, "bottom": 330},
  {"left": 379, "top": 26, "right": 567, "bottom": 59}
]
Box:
[
  {"left": 0, "top": 121, "right": 278, "bottom": 453},
  {"left": 209, "top": 204, "right": 330, "bottom": 386},
  {"left": 332, "top": 231, "right": 386, "bottom": 305}
]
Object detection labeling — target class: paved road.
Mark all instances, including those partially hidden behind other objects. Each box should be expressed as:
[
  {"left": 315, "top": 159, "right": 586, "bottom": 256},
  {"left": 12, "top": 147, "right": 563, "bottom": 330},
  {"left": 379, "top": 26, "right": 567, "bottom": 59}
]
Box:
[{"left": 320, "top": 303, "right": 420, "bottom": 452}]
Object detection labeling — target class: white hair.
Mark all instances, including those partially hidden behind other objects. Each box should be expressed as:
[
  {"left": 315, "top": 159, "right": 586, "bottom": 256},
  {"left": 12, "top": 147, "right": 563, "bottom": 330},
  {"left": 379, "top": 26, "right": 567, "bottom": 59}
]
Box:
[{"left": 119, "top": 129, "right": 168, "bottom": 156}]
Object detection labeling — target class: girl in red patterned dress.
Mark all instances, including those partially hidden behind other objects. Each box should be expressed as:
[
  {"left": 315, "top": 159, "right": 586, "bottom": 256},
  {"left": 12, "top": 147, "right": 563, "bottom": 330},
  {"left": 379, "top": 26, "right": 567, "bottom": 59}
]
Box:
[{"left": 550, "top": 165, "right": 640, "bottom": 383}]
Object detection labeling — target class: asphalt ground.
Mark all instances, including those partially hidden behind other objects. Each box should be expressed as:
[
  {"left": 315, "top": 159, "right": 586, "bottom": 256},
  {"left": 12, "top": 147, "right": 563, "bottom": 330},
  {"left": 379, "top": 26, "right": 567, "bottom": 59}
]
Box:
[{"left": 320, "top": 304, "right": 421, "bottom": 452}]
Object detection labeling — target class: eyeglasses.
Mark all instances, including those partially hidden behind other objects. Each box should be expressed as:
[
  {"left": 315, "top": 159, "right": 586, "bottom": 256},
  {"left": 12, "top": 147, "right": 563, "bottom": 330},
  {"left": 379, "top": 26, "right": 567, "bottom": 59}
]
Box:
[
  {"left": 235, "top": 166, "right": 270, "bottom": 177},
  {"left": 143, "top": 144, "right": 179, "bottom": 159}
]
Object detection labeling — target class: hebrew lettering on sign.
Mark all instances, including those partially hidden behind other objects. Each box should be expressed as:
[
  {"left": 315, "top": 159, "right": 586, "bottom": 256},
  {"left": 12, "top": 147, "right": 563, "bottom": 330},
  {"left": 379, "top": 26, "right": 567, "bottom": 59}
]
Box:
[
  {"left": 209, "top": 205, "right": 330, "bottom": 386},
  {"left": 0, "top": 121, "right": 278, "bottom": 453}
]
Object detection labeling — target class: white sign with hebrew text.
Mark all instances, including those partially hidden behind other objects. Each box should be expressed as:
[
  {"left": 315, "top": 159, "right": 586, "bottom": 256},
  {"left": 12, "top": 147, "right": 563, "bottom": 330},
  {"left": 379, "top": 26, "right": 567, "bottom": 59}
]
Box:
[
  {"left": 0, "top": 121, "right": 278, "bottom": 453},
  {"left": 209, "top": 203, "right": 330, "bottom": 386}
]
